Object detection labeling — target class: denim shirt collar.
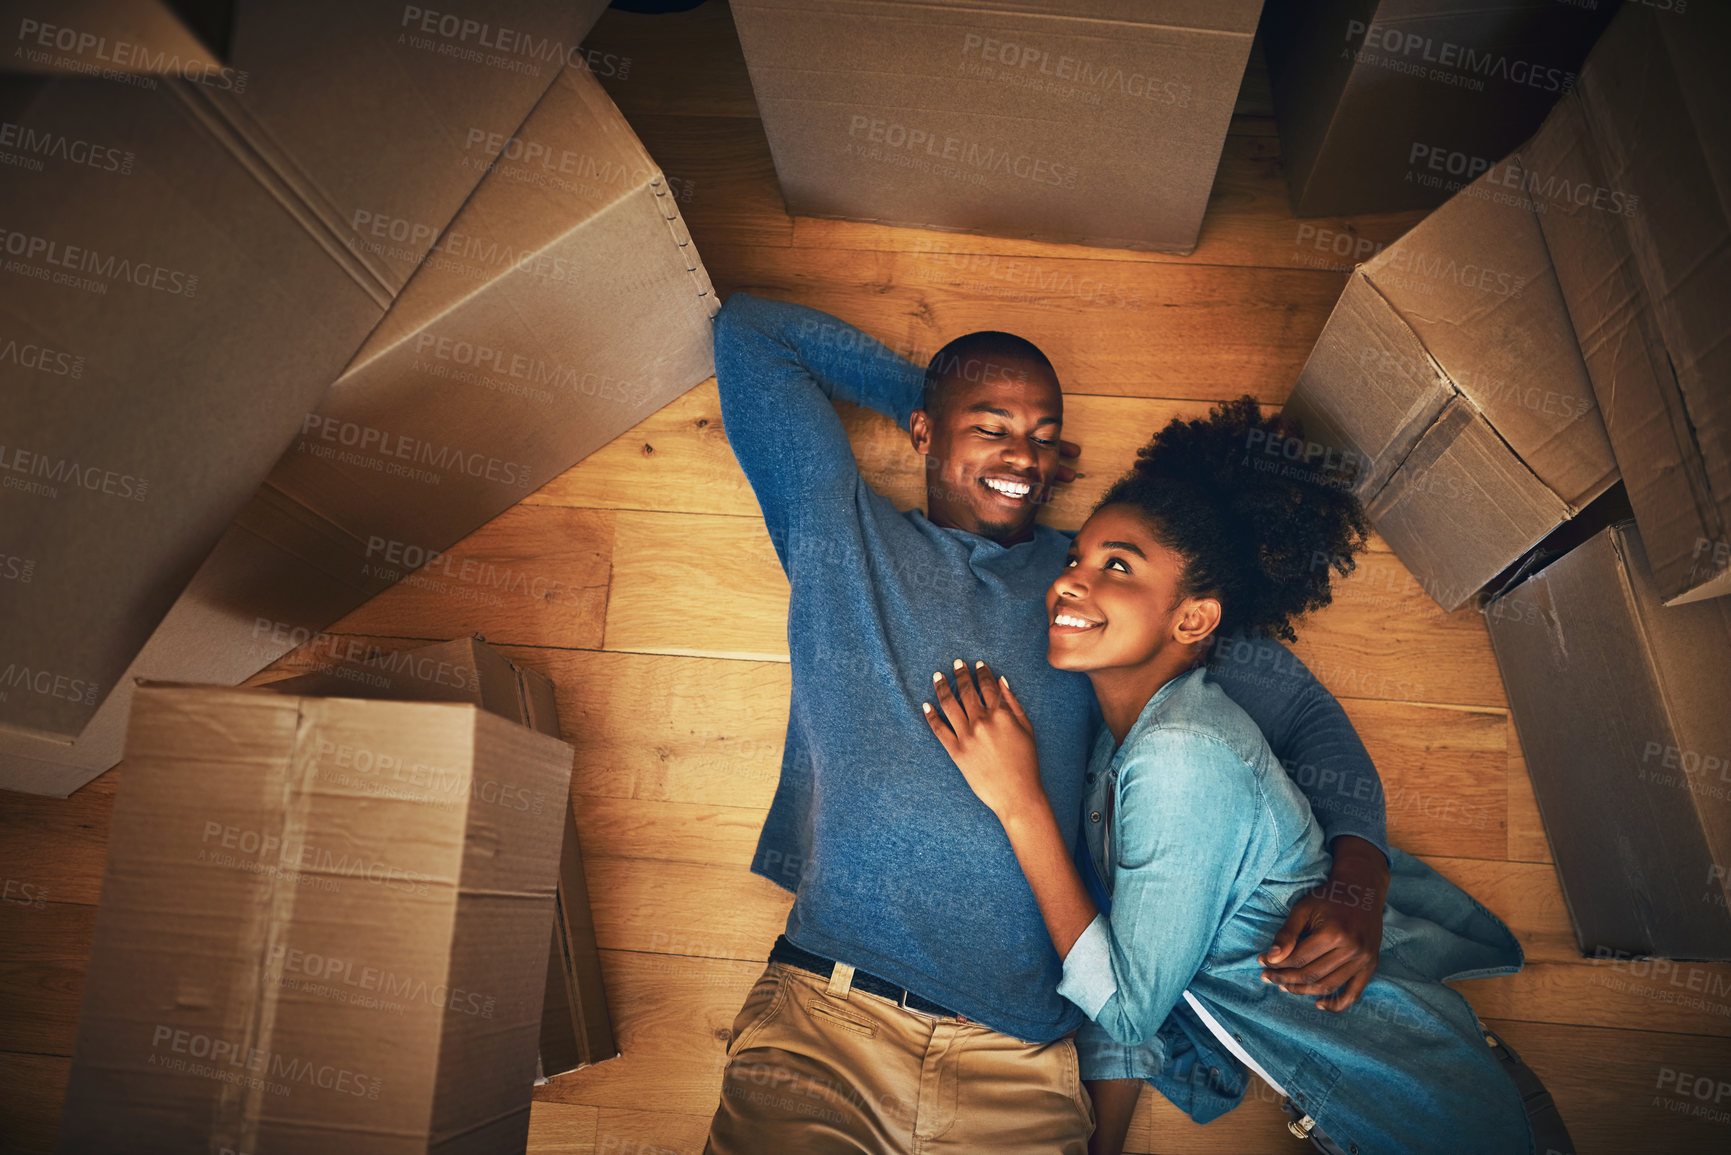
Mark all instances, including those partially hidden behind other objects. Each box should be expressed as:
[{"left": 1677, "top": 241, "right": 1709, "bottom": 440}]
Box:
[{"left": 1104, "top": 666, "right": 1204, "bottom": 766}]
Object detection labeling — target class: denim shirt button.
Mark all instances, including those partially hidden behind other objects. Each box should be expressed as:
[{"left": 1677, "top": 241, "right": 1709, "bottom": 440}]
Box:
[
  {"left": 1090, "top": 811, "right": 1102, "bottom": 822},
  {"left": 1085, "top": 772, "right": 1096, "bottom": 784}
]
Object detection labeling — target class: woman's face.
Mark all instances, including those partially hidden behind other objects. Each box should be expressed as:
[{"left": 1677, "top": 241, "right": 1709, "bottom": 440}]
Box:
[{"left": 1045, "top": 504, "right": 1191, "bottom": 673}]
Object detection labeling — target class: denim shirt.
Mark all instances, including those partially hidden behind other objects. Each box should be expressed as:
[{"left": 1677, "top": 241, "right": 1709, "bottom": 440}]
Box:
[{"left": 1060, "top": 667, "right": 1532, "bottom": 1154}]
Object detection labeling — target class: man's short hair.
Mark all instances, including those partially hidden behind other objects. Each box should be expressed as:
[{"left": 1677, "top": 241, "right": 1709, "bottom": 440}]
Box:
[{"left": 922, "top": 331, "right": 1058, "bottom": 416}]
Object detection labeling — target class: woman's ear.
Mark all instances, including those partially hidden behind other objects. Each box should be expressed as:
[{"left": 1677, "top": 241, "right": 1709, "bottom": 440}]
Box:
[{"left": 1174, "top": 596, "right": 1222, "bottom": 647}]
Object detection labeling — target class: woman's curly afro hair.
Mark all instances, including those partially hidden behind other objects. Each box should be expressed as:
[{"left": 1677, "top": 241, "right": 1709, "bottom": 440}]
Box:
[{"left": 1095, "top": 396, "right": 1369, "bottom": 644}]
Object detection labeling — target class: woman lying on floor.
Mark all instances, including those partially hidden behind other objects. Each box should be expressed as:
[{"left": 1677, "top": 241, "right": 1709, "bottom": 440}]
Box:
[{"left": 920, "top": 400, "right": 1539, "bottom": 1155}]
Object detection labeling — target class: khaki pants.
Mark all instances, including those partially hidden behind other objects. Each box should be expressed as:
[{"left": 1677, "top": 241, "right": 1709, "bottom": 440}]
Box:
[{"left": 704, "top": 961, "right": 1094, "bottom": 1154}]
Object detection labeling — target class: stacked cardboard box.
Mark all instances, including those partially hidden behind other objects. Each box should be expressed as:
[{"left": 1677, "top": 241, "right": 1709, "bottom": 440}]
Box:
[
  {"left": 731, "top": 0, "right": 1262, "bottom": 253},
  {"left": 1, "top": 14, "right": 718, "bottom": 796},
  {"left": 1290, "top": 0, "right": 1731, "bottom": 957},
  {"left": 1518, "top": 1, "right": 1731, "bottom": 606},
  {"left": 1281, "top": 126, "right": 1619, "bottom": 611},
  {"left": 1284, "top": 1, "right": 1729, "bottom": 613},
  {"left": 261, "top": 637, "right": 616, "bottom": 1077},
  {"left": 1262, "top": 0, "right": 1616, "bottom": 216},
  {"left": 1479, "top": 1, "right": 1731, "bottom": 960},
  {"left": 0, "top": 0, "right": 614, "bottom": 759},
  {"left": 58, "top": 643, "right": 578, "bottom": 1152},
  {"left": 1484, "top": 521, "right": 1731, "bottom": 960},
  {"left": 1, "top": 0, "right": 231, "bottom": 82}
]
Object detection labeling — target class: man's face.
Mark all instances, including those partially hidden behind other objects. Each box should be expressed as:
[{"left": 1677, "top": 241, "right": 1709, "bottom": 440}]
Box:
[{"left": 909, "top": 356, "right": 1063, "bottom": 544}]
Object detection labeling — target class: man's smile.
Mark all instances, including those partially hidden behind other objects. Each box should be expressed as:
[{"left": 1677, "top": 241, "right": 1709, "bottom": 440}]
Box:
[{"left": 981, "top": 474, "right": 1036, "bottom": 503}]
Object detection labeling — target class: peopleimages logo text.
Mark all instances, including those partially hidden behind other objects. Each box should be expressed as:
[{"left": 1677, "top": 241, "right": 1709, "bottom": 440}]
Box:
[
  {"left": 299, "top": 414, "right": 533, "bottom": 489},
  {"left": 0, "top": 664, "right": 98, "bottom": 706},
  {"left": 0, "top": 228, "right": 197, "bottom": 296},
  {"left": 14, "top": 18, "right": 247, "bottom": 91},
  {"left": 847, "top": 117, "right": 1078, "bottom": 188},
  {"left": 1346, "top": 20, "right": 1575, "bottom": 93},
  {"left": 0, "top": 120, "right": 133, "bottom": 174},
  {"left": 0, "top": 444, "right": 148, "bottom": 500}
]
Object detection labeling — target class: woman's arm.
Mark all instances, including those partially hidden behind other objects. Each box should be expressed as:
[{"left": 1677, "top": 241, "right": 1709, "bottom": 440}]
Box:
[
  {"left": 925, "top": 662, "right": 1256, "bottom": 1049},
  {"left": 1208, "top": 633, "right": 1390, "bottom": 1009},
  {"left": 924, "top": 661, "right": 1098, "bottom": 958},
  {"left": 1000, "top": 787, "right": 1098, "bottom": 960},
  {"left": 1086, "top": 1080, "right": 1142, "bottom": 1155}
]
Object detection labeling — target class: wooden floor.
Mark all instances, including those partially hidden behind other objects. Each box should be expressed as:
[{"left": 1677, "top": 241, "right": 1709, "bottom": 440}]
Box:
[{"left": 5, "top": 3, "right": 1731, "bottom": 1152}]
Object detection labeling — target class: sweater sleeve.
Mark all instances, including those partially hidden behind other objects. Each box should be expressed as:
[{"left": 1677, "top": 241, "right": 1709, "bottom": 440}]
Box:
[
  {"left": 714, "top": 292, "right": 926, "bottom": 567},
  {"left": 1206, "top": 633, "right": 1389, "bottom": 863}
]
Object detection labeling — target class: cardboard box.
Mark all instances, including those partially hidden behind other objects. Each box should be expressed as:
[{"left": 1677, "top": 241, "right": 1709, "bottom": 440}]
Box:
[
  {"left": 1262, "top": 0, "right": 1615, "bottom": 217},
  {"left": 731, "top": 0, "right": 1262, "bottom": 253},
  {"left": 262, "top": 636, "right": 617, "bottom": 1076},
  {"left": 0, "top": 1, "right": 610, "bottom": 747},
  {"left": 1518, "top": 1, "right": 1731, "bottom": 606},
  {"left": 1, "top": 50, "right": 716, "bottom": 796},
  {"left": 1484, "top": 521, "right": 1731, "bottom": 959},
  {"left": 57, "top": 676, "right": 577, "bottom": 1152},
  {"left": 1282, "top": 136, "right": 1618, "bottom": 611},
  {"left": 0, "top": 0, "right": 230, "bottom": 81}
]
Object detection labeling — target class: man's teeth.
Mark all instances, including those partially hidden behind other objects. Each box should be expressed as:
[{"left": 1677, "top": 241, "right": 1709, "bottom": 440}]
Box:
[
  {"left": 1054, "top": 613, "right": 1100, "bottom": 629},
  {"left": 984, "top": 477, "right": 1032, "bottom": 498}
]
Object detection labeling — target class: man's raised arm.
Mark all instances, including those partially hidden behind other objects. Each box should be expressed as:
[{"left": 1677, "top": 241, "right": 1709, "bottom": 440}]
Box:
[
  {"left": 1207, "top": 633, "right": 1392, "bottom": 1012},
  {"left": 715, "top": 293, "right": 925, "bottom": 561}
]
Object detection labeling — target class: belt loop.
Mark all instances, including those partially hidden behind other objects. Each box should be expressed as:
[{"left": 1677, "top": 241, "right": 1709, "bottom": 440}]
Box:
[{"left": 826, "top": 961, "right": 856, "bottom": 1000}]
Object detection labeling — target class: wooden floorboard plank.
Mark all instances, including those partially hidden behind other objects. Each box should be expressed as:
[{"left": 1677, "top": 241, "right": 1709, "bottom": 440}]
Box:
[
  {"left": 1506, "top": 716, "right": 1555, "bottom": 864},
  {"left": 590, "top": 1107, "right": 713, "bottom": 1154},
  {"left": 1457, "top": 961, "right": 1731, "bottom": 1040},
  {"left": 0, "top": 902, "right": 92, "bottom": 1057},
  {"left": 0, "top": 1051, "right": 69, "bottom": 1155},
  {"left": 601, "top": 510, "right": 785, "bottom": 662},
  {"left": 517, "top": 647, "right": 791, "bottom": 811},
  {"left": 1340, "top": 700, "right": 1506, "bottom": 860},
  {"left": 707, "top": 243, "right": 1348, "bottom": 403},
  {"left": 0, "top": 774, "right": 114, "bottom": 908},
  {"left": 526, "top": 1100, "right": 600, "bottom": 1154},
  {"left": 584, "top": 858, "right": 790, "bottom": 964}
]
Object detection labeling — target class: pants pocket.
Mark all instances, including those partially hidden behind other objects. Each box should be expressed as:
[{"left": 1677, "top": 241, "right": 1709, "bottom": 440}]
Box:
[
  {"left": 726, "top": 965, "right": 789, "bottom": 1058},
  {"left": 1061, "top": 1037, "right": 1095, "bottom": 1130},
  {"left": 805, "top": 999, "right": 879, "bottom": 1038}
]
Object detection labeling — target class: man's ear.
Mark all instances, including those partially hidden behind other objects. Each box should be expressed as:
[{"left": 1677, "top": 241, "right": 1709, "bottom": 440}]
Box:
[
  {"left": 1174, "top": 596, "right": 1222, "bottom": 647},
  {"left": 909, "top": 408, "right": 932, "bottom": 456}
]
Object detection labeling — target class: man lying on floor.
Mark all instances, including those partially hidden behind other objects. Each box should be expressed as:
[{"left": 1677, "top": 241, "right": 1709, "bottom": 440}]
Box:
[{"left": 700, "top": 292, "right": 1391, "bottom": 1153}]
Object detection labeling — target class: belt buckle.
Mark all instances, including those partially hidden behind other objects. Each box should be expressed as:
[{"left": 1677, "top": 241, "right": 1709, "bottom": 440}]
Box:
[{"left": 898, "top": 988, "right": 940, "bottom": 1020}]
